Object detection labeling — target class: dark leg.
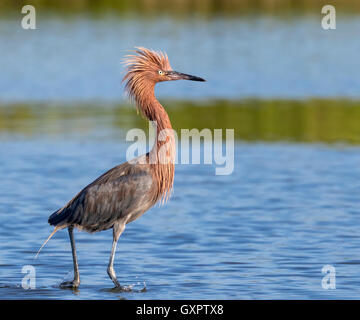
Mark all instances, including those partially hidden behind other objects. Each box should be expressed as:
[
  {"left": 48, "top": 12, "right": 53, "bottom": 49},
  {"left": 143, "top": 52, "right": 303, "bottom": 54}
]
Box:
[
  {"left": 60, "top": 226, "right": 80, "bottom": 288},
  {"left": 107, "top": 222, "right": 125, "bottom": 287}
]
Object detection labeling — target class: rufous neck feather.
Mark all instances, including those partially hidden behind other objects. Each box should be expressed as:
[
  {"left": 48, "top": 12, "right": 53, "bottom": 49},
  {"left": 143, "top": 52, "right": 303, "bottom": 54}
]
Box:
[{"left": 122, "top": 47, "right": 175, "bottom": 203}]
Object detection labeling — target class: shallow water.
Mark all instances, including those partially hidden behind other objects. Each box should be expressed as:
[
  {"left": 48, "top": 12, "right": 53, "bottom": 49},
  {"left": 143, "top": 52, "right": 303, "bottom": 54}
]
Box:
[
  {"left": 1, "top": 6, "right": 360, "bottom": 300},
  {"left": 1, "top": 136, "right": 360, "bottom": 299}
]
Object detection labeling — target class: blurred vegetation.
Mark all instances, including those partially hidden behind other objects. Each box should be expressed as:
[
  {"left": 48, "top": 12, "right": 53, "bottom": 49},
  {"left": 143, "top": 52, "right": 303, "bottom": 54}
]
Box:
[
  {"left": 2, "top": 99, "right": 360, "bottom": 144},
  {"left": 0, "top": 0, "right": 359, "bottom": 17}
]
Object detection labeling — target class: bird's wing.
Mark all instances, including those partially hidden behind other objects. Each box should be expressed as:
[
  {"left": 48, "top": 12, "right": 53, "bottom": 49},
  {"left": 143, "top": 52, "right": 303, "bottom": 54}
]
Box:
[{"left": 48, "top": 162, "right": 154, "bottom": 231}]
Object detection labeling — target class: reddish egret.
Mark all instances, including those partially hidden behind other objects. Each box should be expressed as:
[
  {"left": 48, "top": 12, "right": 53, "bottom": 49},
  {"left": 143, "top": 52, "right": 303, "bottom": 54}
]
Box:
[{"left": 38, "top": 47, "right": 205, "bottom": 288}]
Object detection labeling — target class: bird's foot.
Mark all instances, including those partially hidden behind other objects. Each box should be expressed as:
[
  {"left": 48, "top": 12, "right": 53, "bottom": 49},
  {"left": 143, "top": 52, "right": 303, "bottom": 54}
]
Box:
[
  {"left": 111, "top": 277, "right": 132, "bottom": 292},
  {"left": 109, "top": 284, "right": 132, "bottom": 292},
  {"left": 107, "top": 267, "right": 122, "bottom": 289},
  {"left": 112, "top": 279, "right": 131, "bottom": 291},
  {"left": 60, "top": 279, "right": 80, "bottom": 289}
]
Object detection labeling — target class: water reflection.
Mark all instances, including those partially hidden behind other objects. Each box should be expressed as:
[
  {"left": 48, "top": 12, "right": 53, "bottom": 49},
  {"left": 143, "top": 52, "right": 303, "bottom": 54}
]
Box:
[
  {"left": 1, "top": 100, "right": 360, "bottom": 143},
  {"left": 1, "top": 0, "right": 360, "bottom": 17}
]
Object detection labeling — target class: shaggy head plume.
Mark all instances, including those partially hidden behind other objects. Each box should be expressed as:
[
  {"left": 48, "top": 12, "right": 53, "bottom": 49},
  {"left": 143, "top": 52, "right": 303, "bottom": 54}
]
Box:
[{"left": 122, "top": 47, "right": 172, "bottom": 103}]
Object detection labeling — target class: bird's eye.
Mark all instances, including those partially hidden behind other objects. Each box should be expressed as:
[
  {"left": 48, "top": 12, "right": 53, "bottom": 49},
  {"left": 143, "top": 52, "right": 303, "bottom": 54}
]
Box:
[{"left": 158, "top": 70, "right": 164, "bottom": 75}]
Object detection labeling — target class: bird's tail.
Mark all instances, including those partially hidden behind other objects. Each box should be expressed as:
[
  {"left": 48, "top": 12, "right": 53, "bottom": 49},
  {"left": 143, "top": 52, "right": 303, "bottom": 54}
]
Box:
[{"left": 34, "top": 226, "right": 61, "bottom": 259}]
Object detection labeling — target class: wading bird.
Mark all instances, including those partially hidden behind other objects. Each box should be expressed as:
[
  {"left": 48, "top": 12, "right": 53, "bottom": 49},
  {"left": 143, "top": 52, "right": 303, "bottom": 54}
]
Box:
[{"left": 37, "top": 47, "right": 205, "bottom": 289}]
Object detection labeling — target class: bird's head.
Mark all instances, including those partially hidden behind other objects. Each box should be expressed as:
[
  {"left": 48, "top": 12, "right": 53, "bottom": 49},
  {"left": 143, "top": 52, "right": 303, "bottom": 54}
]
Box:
[{"left": 123, "top": 47, "right": 205, "bottom": 100}]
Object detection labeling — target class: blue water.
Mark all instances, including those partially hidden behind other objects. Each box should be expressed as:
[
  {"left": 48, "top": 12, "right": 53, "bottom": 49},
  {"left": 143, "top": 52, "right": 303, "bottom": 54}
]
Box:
[
  {"left": 1, "top": 12, "right": 360, "bottom": 299},
  {"left": 0, "top": 15, "right": 360, "bottom": 102},
  {"left": 1, "top": 138, "right": 360, "bottom": 299}
]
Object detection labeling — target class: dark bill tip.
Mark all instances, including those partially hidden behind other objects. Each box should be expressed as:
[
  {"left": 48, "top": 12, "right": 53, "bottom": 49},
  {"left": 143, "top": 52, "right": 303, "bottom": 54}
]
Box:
[
  {"left": 187, "top": 75, "right": 206, "bottom": 82},
  {"left": 168, "top": 71, "right": 206, "bottom": 82}
]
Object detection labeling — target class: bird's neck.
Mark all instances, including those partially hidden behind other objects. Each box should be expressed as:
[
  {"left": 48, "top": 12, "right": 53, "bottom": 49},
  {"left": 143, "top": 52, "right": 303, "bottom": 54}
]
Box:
[{"left": 134, "top": 84, "right": 175, "bottom": 203}]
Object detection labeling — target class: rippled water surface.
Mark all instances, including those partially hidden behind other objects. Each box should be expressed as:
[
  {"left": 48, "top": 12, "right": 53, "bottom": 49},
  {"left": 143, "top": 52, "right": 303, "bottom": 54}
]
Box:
[{"left": 1, "top": 137, "right": 360, "bottom": 299}]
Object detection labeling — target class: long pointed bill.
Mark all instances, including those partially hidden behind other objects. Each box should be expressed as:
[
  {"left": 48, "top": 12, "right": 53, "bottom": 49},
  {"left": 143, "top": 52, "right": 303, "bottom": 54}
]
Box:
[{"left": 167, "top": 71, "right": 206, "bottom": 82}]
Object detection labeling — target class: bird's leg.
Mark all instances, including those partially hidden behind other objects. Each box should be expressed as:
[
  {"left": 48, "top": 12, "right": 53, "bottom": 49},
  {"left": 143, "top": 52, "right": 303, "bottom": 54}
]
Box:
[
  {"left": 60, "top": 226, "right": 80, "bottom": 288},
  {"left": 107, "top": 222, "right": 125, "bottom": 288}
]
